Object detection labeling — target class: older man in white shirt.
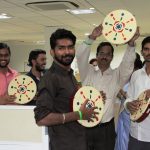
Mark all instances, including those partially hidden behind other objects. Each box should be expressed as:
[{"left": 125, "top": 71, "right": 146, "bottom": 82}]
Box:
[
  {"left": 124, "top": 36, "right": 150, "bottom": 150},
  {"left": 76, "top": 24, "right": 140, "bottom": 150}
]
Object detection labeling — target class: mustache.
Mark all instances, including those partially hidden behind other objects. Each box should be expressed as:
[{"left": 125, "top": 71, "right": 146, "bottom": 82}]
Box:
[
  {"left": 145, "top": 54, "right": 150, "bottom": 57},
  {"left": 145, "top": 59, "right": 150, "bottom": 62},
  {"left": 62, "top": 54, "right": 74, "bottom": 58},
  {"left": 0, "top": 60, "right": 8, "bottom": 61},
  {"left": 101, "top": 58, "right": 107, "bottom": 61}
]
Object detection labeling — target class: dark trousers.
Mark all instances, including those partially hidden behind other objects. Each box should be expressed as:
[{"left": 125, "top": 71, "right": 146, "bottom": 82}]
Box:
[
  {"left": 86, "top": 118, "right": 116, "bottom": 150},
  {"left": 128, "top": 135, "right": 150, "bottom": 150}
]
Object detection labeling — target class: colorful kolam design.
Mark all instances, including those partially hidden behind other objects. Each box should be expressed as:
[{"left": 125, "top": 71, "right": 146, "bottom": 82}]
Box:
[
  {"left": 8, "top": 75, "right": 37, "bottom": 104},
  {"left": 130, "top": 90, "right": 150, "bottom": 122},
  {"left": 73, "top": 86, "right": 104, "bottom": 127},
  {"left": 102, "top": 9, "right": 137, "bottom": 44}
]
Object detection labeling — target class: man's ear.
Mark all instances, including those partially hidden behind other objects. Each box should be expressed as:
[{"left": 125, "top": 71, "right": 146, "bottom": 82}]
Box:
[
  {"left": 50, "top": 50, "right": 54, "bottom": 57},
  {"left": 96, "top": 53, "right": 98, "bottom": 57},
  {"left": 31, "top": 59, "right": 35, "bottom": 66}
]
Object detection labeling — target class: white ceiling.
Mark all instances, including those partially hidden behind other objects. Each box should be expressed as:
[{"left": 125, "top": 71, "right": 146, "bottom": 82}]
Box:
[{"left": 0, "top": 0, "right": 150, "bottom": 44}]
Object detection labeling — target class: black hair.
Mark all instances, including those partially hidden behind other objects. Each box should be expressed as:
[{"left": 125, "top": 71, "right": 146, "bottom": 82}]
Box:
[
  {"left": 96, "top": 42, "right": 114, "bottom": 56},
  {"left": 0, "top": 42, "right": 11, "bottom": 55},
  {"left": 89, "top": 58, "right": 97, "bottom": 64},
  {"left": 142, "top": 36, "right": 150, "bottom": 50},
  {"left": 28, "top": 49, "right": 46, "bottom": 66},
  {"left": 50, "top": 28, "right": 76, "bottom": 49},
  {"left": 134, "top": 53, "right": 143, "bottom": 70}
]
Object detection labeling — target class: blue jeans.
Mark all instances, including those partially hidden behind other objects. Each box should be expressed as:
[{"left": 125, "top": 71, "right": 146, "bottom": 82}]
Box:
[{"left": 115, "top": 109, "right": 130, "bottom": 150}]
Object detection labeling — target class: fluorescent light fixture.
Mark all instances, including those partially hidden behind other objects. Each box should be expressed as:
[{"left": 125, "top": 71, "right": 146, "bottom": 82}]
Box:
[
  {"left": 66, "top": 8, "right": 96, "bottom": 15},
  {"left": 85, "top": 33, "right": 90, "bottom": 36},
  {"left": 0, "top": 13, "right": 11, "bottom": 19},
  {"left": 1, "top": 13, "right": 7, "bottom": 16},
  {"left": 36, "top": 40, "right": 45, "bottom": 45},
  {"left": 93, "top": 24, "right": 97, "bottom": 26},
  {"left": 90, "top": 8, "right": 95, "bottom": 10}
]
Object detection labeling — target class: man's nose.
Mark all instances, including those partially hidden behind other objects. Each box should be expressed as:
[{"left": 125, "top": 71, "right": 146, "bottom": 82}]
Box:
[
  {"left": 101, "top": 55, "right": 107, "bottom": 59},
  {"left": 0, "top": 56, "right": 7, "bottom": 59},
  {"left": 64, "top": 47, "right": 70, "bottom": 54}
]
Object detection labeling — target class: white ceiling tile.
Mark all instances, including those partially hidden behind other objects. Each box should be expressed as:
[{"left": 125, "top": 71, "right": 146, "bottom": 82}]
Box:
[{"left": 0, "top": 0, "right": 149, "bottom": 43}]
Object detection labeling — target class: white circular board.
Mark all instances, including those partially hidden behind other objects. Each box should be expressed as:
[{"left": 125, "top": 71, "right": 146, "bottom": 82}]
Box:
[
  {"left": 8, "top": 75, "right": 37, "bottom": 104},
  {"left": 102, "top": 9, "right": 137, "bottom": 44},
  {"left": 130, "top": 90, "right": 150, "bottom": 122},
  {"left": 73, "top": 86, "right": 104, "bottom": 127}
]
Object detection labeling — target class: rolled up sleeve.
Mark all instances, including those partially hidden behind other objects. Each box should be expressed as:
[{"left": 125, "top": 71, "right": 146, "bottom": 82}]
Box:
[
  {"left": 34, "top": 77, "right": 55, "bottom": 122},
  {"left": 117, "top": 45, "right": 136, "bottom": 88},
  {"left": 76, "top": 37, "right": 94, "bottom": 82}
]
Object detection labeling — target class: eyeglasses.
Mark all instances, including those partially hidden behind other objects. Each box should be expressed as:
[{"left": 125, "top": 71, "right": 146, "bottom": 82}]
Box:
[
  {"left": 143, "top": 47, "right": 150, "bottom": 51},
  {"left": 98, "top": 52, "right": 112, "bottom": 57}
]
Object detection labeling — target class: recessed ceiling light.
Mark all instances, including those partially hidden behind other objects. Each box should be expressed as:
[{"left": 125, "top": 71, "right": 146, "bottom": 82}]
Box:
[
  {"left": 0, "top": 13, "right": 11, "bottom": 19},
  {"left": 85, "top": 33, "right": 90, "bottom": 36},
  {"left": 1, "top": 13, "right": 7, "bottom": 16},
  {"left": 66, "top": 8, "right": 96, "bottom": 15},
  {"left": 93, "top": 24, "right": 97, "bottom": 26},
  {"left": 36, "top": 40, "right": 45, "bottom": 45}
]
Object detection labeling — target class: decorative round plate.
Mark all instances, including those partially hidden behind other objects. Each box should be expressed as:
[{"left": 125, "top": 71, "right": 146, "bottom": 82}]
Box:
[
  {"left": 130, "top": 90, "right": 150, "bottom": 122},
  {"left": 8, "top": 75, "right": 37, "bottom": 104},
  {"left": 73, "top": 86, "right": 104, "bottom": 127},
  {"left": 102, "top": 9, "right": 137, "bottom": 44}
]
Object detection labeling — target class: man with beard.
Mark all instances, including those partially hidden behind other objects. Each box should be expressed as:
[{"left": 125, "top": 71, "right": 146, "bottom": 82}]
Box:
[
  {"left": 76, "top": 24, "right": 140, "bottom": 150},
  {"left": 26, "top": 49, "right": 46, "bottom": 105},
  {"left": 124, "top": 36, "right": 150, "bottom": 150},
  {"left": 34, "top": 29, "right": 97, "bottom": 150},
  {"left": 0, "top": 43, "right": 18, "bottom": 105}
]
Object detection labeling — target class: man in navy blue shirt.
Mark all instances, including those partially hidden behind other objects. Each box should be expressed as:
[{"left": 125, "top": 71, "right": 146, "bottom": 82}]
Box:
[{"left": 26, "top": 49, "right": 46, "bottom": 105}]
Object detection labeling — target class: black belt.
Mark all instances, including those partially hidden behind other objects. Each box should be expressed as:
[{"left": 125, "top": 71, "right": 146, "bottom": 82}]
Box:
[{"left": 99, "top": 118, "right": 114, "bottom": 127}]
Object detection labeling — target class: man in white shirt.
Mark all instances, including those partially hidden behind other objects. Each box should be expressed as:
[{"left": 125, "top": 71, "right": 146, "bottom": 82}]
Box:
[
  {"left": 76, "top": 24, "right": 140, "bottom": 150},
  {"left": 124, "top": 36, "right": 150, "bottom": 150}
]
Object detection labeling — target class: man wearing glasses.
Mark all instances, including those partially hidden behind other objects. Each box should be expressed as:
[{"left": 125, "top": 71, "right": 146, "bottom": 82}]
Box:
[{"left": 76, "top": 24, "right": 140, "bottom": 150}]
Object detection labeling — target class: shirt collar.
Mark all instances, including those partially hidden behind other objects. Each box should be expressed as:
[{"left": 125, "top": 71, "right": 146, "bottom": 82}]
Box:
[
  {"left": 28, "top": 69, "right": 45, "bottom": 81},
  {"left": 5, "top": 67, "right": 17, "bottom": 76},
  {"left": 103, "top": 67, "right": 113, "bottom": 75},
  {"left": 141, "top": 64, "right": 149, "bottom": 75},
  {"left": 96, "top": 66, "right": 112, "bottom": 75},
  {"left": 52, "top": 61, "right": 74, "bottom": 75},
  {"left": 7, "top": 66, "right": 15, "bottom": 74}
]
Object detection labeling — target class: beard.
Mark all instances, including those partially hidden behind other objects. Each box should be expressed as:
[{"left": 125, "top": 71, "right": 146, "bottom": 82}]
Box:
[
  {"left": 144, "top": 54, "right": 150, "bottom": 62},
  {"left": 54, "top": 54, "right": 75, "bottom": 66},
  {"left": 35, "top": 64, "right": 45, "bottom": 72},
  {"left": 145, "top": 59, "right": 150, "bottom": 62},
  {"left": 0, "top": 60, "right": 9, "bottom": 68}
]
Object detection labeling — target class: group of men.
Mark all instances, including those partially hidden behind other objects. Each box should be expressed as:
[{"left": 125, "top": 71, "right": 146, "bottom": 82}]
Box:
[
  {"left": 0, "top": 43, "right": 46, "bottom": 105},
  {"left": 0, "top": 23, "right": 150, "bottom": 150}
]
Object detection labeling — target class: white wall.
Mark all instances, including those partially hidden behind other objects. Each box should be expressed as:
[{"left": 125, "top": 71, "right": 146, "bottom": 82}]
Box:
[
  {"left": 0, "top": 106, "right": 49, "bottom": 150},
  {"left": 8, "top": 38, "right": 143, "bottom": 73},
  {"left": 8, "top": 42, "right": 45, "bottom": 72}
]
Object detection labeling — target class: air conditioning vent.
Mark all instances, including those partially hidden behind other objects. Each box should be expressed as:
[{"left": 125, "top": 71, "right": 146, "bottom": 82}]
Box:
[
  {"left": 35, "top": 3, "right": 70, "bottom": 10},
  {"left": 25, "top": 1, "right": 79, "bottom": 11}
]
